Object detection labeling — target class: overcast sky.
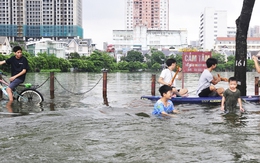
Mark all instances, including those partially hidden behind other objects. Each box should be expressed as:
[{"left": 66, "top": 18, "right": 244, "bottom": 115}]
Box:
[{"left": 82, "top": 0, "right": 260, "bottom": 49}]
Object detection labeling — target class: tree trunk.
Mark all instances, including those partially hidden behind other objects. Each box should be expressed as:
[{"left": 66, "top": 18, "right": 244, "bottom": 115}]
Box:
[{"left": 235, "top": 0, "right": 255, "bottom": 96}]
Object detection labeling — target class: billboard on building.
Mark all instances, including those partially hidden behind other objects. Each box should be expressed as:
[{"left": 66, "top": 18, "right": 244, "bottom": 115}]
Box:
[{"left": 182, "top": 51, "right": 211, "bottom": 73}]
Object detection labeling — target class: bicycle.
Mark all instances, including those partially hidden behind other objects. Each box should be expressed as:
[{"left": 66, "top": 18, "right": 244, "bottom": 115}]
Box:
[{"left": 0, "top": 72, "right": 44, "bottom": 105}]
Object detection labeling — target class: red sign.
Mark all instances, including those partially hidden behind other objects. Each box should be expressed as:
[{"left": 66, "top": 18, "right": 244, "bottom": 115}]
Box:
[{"left": 182, "top": 51, "right": 211, "bottom": 73}]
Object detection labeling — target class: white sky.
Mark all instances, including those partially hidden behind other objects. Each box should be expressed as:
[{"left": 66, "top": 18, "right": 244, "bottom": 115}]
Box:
[{"left": 82, "top": 0, "right": 260, "bottom": 49}]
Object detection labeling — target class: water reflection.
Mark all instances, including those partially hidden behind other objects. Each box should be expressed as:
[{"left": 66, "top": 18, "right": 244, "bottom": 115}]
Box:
[{"left": 221, "top": 113, "right": 247, "bottom": 127}]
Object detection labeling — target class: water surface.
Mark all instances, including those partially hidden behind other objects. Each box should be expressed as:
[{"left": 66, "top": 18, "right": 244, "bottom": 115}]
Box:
[{"left": 0, "top": 72, "right": 260, "bottom": 162}]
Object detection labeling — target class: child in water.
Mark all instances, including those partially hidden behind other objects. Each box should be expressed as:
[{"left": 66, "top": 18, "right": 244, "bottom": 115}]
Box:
[
  {"left": 152, "top": 85, "right": 179, "bottom": 117},
  {"left": 221, "top": 77, "right": 244, "bottom": 113}
]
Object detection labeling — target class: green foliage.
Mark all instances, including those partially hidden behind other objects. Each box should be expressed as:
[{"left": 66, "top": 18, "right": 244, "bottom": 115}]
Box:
[
  {"left": 69, "top": 59, "right": 91, "bottom": 72},
  {"left": 212, "top": 52, "right": 226, "bottom": 64},
  {"left": 40, "top": 69, "right": 61, "bottom": 72},
  {"left": 171, "top": 54, "right": 183, "bottom": 67},
  {"left": 68, "top": 52, "right": 80, "bottom": 59},
  {"left": 117, "top": 61, "right": 129, "bottom": 70},
  {"left": 89, "top": 50, "right": 117, "bottom": 72},
  {"left": 213, "top": 54, "right": 255, "bottom": 72},
  {"left": 227, "top": 55, "right": 235, "bottom": 62},
  {"left": 150, "top": 51, "right": 165, "bottom": 66},
  {"left": 151, "top": 63, "right": 161, "bottom": 71},
  {"left": 58, "top": 58, "right": 72, "bottom": 72},
  {"left": 128, "top": 61, "right": 143, "bottom": 72},
  {"left": 0, "top": 47, "right": 257, "bottom": 73},
  {"left": 247, "top": 59, "right": 254, "bottom": 71},
  {"left": 121, "top": 50, "right": 144, "bottom": 62}
]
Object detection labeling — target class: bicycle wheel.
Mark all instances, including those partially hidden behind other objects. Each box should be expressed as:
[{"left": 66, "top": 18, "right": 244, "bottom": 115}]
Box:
[{"left": 17, "top": 89, "right": 44, "bottom": 105}]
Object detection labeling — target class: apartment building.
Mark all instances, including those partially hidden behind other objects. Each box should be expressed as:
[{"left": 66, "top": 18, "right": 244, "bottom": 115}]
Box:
[
  {"left": 0, "top": 0, "right": 83, "bottom": 42},
  {"left": 249, "top": 25, "right": 260, "bottom": 37},
  {"left": 199, "top": 7, "right": 227, "bottom": 51},
  {"left": 112, "top": 0, "right": 187, "bottom": 51},
  {"left": 113, "top": 26, "right": 188, "bottom": 51},
  {"left": 125, "top": 0, "right": 169, "bottom": 30},
  {"left": 214, "top": 37, "right": 260, "bottom": 61}
]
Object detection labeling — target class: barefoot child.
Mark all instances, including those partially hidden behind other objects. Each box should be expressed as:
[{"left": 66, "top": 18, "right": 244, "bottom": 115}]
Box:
[
  {"left": 221, "top": 77, "right": 244, "bottom": 113},
  {"left": 152, "top": 85, "right": 179, "bottom": 117}
]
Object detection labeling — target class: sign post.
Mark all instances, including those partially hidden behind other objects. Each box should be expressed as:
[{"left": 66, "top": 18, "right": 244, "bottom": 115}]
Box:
[{"left": 182, "top": 51, "right": 212, "bottom": 88}]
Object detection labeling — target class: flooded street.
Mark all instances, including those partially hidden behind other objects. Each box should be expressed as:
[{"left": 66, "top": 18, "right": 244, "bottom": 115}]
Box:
[{"left": 0, "top": 72, "right": 260, "bottom": 162}]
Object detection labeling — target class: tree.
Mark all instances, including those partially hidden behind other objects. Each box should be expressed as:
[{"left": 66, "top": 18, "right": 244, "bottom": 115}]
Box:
[
  {"left": 128, "top": 61, "right": 142, "bottom": 72},
  {"left": 59, "top": 58, "right": 72, "bottom": 72},
  {"left": 212, "top": 52, "right": 225, "bottom": 64},
  {"left": 117, "top": 61, "right": 129, "bottom": 70},
  {"left": 68, "top": 52, "right": 80, "bottom": 59},
  {"left": 174, "top": 54, "right": 183, "bottom": 68},
  {"left": 122, "top": 50, "right": 144, "bottom": 62},
  {"left": 151, "top": 63, "right": 161, "bottom": 71},
  {"left": 88, "top": 50, "right": 117, "bottom": 72},
  {"left": 235, "top": 0, "right": 255, "bottom": 96},
  {"left": 150, "top": 51, "right": 165, "bottom": 69}
]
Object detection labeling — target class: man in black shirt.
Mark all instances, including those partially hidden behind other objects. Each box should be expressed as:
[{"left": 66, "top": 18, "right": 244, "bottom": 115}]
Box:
[{"left": 0, "top": 46, "right": 29, "bottom": 104}]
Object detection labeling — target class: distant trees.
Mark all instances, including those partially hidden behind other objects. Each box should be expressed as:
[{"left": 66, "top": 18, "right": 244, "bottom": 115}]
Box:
[
  {"left": 0, "top": 49, "right": 256, "bottom": 73},
  {"left": 121, "top": 50, "right": 144, "bottom": 62}
]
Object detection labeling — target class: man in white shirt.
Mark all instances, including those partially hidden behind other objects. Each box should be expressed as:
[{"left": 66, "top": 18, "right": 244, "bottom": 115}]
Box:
[{"left": 158, "top": 58, "right": 188, "bottom": 97}]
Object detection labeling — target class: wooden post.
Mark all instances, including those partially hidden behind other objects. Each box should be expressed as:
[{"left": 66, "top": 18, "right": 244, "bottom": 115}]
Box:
[
  {"left": 255, "top": 77, "right": 259, "bottom": 95},
  {"left": 102, "top": 70, "right": 109, "bottom": 106},
  {"left": 151, "top": 74, "right": 156, "bottom": 96},
  {"left": 0, "top": 74, "right": 2, "bottom": 99},
  {"left": 50, "top": 72, "right": 54, "bottom": 99},
  {"left": 50, "top": 103, "right": 55, "bottom": 111}
]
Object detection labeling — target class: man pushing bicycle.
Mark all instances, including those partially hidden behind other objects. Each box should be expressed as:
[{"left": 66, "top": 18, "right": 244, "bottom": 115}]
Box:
[{"left": 0, "top": 46, "right": 29, "bottom": 105}]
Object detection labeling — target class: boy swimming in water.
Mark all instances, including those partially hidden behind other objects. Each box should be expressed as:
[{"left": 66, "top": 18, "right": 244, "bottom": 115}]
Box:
[{"left": 152, "top": 85, "right": 179, "bottom": 117}]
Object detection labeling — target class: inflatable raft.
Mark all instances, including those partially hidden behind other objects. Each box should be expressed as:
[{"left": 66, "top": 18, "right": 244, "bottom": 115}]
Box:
[{"left": 141, "top": 95, "right": 260, "bottom": 104}]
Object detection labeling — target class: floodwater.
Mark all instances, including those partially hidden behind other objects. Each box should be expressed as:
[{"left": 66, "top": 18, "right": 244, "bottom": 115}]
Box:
[{"left": 0, "top": 72, "right": 260, "bottom": 162}]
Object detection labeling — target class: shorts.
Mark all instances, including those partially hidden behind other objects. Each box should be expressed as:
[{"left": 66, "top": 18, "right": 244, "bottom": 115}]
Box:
[
  {"left": 198, "top": 87, "right": 219, "bottom": 97},
  {"left": 9, "top": 78, "right": 23, "bottom": 90},
  {"left": 171, "top": 86, "right": 180, "bottom": 92}
]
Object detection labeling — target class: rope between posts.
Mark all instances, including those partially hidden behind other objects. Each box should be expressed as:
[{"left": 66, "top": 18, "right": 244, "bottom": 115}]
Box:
[
  {"left": 34, "top": 77, "right": 50, "bottom": 89},
  {"left": 54, "top": 76, "right": 103, "bottom": 95},
  {"left": 1, "top": 74, "right": 103, "bottom": 95}
]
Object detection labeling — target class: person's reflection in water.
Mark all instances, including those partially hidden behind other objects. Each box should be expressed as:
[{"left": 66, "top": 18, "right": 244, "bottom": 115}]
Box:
[
  {"left": 6, "top": 101, "right": 13, "bottom": 113},
  {"left": 222, "top": 113, "right": 247, "bottom": 127}
]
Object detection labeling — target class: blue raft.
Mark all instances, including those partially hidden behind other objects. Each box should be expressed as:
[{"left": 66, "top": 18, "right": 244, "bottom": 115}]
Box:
[{"left": 141, "top": 95, "right": 260, "bottom": 104}]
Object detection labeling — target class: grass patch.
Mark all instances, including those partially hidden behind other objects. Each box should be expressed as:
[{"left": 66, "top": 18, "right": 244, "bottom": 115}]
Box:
[{"left": 40, "top": 69, "right": 61, "bottom": 72}]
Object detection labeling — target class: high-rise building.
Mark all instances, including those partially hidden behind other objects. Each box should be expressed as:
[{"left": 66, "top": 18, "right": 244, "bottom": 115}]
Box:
[
  {"left": 199, "top": 7, "right": 227, "bottom": 50},
  {"left": 0, "top": 0, "right": 83, "bottom": 42},
  {"left": 125, "top": 0, "right": 169, "bottom": 30},
  {"left": 249, "top": 25, "right": 260, "bottom": 37}
]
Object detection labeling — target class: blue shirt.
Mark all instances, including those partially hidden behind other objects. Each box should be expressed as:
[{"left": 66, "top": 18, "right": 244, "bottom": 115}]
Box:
[{"left": 152, "top": 99, "right": 175, "bottom": 115}]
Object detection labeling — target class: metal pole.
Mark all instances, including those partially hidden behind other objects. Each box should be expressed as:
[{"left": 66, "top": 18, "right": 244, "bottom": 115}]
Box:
[
  {"left": 50, "top": 72, "right": 54, "bottom": 99},
  {"left": 255, "top": 76, "right": 259, "bottom": 95},
  {"left": 151, "top": 74, "right": 156, "bottom": 96}
]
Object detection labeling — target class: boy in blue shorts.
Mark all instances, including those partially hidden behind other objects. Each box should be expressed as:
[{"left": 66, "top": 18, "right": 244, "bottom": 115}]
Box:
[{"left": 152, "top": 85, "right": 179, "bottom": 117}]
